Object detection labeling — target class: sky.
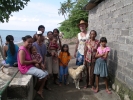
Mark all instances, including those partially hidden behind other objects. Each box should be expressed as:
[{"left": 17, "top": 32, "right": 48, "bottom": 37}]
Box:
[{"left": 0, "top": 0, "right": 66, "bottom": 31}]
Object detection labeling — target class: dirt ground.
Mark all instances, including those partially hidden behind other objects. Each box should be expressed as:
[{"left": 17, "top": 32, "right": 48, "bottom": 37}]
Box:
[{"left": 34, "top": 43, "right": 121, "bottom": 100}]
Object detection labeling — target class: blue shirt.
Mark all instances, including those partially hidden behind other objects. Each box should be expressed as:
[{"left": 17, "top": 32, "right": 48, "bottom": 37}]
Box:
[{"left": 5, "top": 44, "right": 19, "bottom": 66}]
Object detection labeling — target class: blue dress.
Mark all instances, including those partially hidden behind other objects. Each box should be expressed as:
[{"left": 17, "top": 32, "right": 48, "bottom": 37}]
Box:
[{"left": 5, "top": 44, "right": 19, "bottom": 66}]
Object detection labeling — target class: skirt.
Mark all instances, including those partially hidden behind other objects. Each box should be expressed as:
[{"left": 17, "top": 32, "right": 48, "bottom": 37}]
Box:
[{"left": 94, "top": 58, "right": 108, "bottom": 77}]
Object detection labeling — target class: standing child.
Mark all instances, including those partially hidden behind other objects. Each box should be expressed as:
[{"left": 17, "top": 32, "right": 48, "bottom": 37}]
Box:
[
  {"left": 48, "top": 37, "right": 59, "bottom": 62},
  {"left": 94, "top": 37, "right": 112, "bottom": 94},
  {"left": 30, "top": 46, "right": 45, "bottom": 70},
  {"left": 59, "top": 44, "right": 71, "bottom": 85}
]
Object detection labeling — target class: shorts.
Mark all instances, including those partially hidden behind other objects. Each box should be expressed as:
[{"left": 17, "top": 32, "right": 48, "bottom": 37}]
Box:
[
  {"left": 59, "top": 66, "right": 68, "bottom": 75},
  {"left": 76, "top": 52, "right": 84, "bottom": 66},
  {"left": 26, "top": 67, "right": 48, "bottom": 79}
]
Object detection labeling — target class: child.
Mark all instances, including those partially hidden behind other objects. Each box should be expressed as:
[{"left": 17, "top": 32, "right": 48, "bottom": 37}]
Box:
[
  {"left": 48, "top": 37, "right": 59, "bottom": 62},
  {"left": 30, "top": 46, "right": 45, "bottom": 70},
  {"left": 58, "top": 44, "right": 71, "bottom": 85},
  {"left": 94, "top": 37, "right": 112, "bottom": 94}
]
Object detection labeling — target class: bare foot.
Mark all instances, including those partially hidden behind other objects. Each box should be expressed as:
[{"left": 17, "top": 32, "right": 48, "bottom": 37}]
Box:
[{"left": 37, "top": 91, "right": 44, "bottom": 99}]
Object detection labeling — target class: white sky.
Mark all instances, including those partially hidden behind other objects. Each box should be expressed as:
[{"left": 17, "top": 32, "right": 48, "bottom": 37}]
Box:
[{"left": 0, "top": 0, "right": 66, "bottom": 31}]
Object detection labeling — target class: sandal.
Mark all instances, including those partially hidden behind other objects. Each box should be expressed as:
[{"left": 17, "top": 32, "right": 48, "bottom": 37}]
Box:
[
  {"left": 106, "top": 90, "right": 112, "bottom": 94},
  {"left": 84, "top": 85, "right": 89, "bottom": 89},
  {"left": 93, "top": 89, "right": 99, "bottom": 93}
]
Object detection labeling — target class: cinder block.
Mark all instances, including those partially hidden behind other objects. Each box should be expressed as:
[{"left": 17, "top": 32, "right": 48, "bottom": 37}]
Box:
[
  {"left": 118, "top": 36, "right": 126, "bottom": 44},
  {"left": 123, "top": 68, "right": 131, "bottom": 77},
  {"left": 125, "top": 76, "right": 133, "bottom": 89},
  {"left": 117, "top": 71, "right": 125, "bottom": 82}
]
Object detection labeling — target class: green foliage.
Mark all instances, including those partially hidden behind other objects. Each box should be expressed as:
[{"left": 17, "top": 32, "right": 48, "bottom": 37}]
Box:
[
  {"left": 59, "top": 0, "right": 88, "bottom": 39},
  {"left": 0, "top": 0, "right": 30, "bottom": 23}
]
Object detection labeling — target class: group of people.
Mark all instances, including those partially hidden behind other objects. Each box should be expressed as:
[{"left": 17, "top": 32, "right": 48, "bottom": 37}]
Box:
[
  {"left": 74, "top": 20, "right": 111, "bottom": 94},
  {"left": 2, "top": 20, "right": 112, "bottom": 99}
]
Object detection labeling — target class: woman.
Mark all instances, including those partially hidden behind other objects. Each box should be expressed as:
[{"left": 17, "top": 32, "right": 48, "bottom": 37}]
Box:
[
  {"left": 17, "top": 35, "right": 48, "bottom": 98},
  {"left": 52, "top": 28, "right": 62, "bottom": 85},
  {"left": 84, "top": 30, "right": 99, "bottom": 90},
  {"left": 3, "top": 35, "right": 19, "bottom": 66}
]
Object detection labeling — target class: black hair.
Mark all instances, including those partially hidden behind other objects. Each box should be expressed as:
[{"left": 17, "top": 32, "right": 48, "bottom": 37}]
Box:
[
  {"left": 22, "top": 35, "right": 32, "bottom": 42},
  {"left": 100, "top": 37, "right": 107, "bottom": 43},
  {"left": 38, "top": 25, "right": 45, "bottom": 30},
  {"left": 6, "top": 35, "right": 15, "bottom": 56},
  {"left": 61, "top": 44, "right": 70, "bottom": 56},
  {"left": 53, "top": 28, "right": 59, "bottom": 34},
  {"left": 47, "top": 31, "right": 53, "bottom": 36},
  {"left": 90, "top": 30, "right": 97, "bottom": 36}
]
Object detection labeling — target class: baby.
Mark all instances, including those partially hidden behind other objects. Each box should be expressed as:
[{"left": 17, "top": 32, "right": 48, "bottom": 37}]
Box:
[
  {"left": 48, "top": 37, "right": 59, "bottom": 62},
  {"left": 30, "top": 46, "right": 45, "bottom": 70}
]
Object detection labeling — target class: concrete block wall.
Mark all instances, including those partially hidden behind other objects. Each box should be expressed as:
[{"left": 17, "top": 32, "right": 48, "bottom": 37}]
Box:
[{"left": 88, "top": 0, "right": 133, "bottom": 99}]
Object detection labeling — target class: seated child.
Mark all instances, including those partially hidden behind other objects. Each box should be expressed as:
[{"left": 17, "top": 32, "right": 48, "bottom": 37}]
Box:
[
  {"left": 48, "top": 37, "right": 59, "bottom": 62},
  {"left": 30, "top": 46, "right": 45, "bottom": 70}
]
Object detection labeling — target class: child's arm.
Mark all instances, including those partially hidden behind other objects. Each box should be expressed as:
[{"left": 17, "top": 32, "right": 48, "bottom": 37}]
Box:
[
  {"left": 38, "top": 54, "right": 43, "bottom": 63},
  {"left": 95, "top": 51, "right": 104, "bottom": 58},
  {"left": 102, "top": 51, "right": 109, "bottom": 59},
  {"left": 59, "top": 58, "right": 65, "bottom": 66}
]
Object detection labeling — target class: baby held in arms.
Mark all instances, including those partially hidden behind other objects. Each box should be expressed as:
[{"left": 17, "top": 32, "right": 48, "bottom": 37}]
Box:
[
  {"left": 30, "top": 46, "right": 45, "bottom": 70},
  {"left": 48, "top": 37, "right": 59, "bottom": 62}
]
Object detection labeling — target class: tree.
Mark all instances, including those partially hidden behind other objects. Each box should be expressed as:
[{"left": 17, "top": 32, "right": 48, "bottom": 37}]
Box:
[
  {"left": 58, "top": 0, "right": 75, "bottom": 20},
  {"left": 58, "top": 2, "right": 67, "bottom": 20},
  {"left": 0, "top": 0, "right": 30, "bottom": 23},
  {"left": 59, "top": 0, "right": 88, "bottom": 38}
]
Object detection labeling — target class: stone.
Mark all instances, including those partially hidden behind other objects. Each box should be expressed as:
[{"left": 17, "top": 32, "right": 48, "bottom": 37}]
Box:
[
  {"left": 117, "top": 85, "right": 119, "bottom": 92},
  {"left": 112, "top": 84, "right": 116, "bottom": 90},
  {"left": 124, "top": 94, "right": 130, "bottom": 100}
]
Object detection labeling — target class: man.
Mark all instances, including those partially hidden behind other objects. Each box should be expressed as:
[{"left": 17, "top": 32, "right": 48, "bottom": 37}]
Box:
[
  {"left": 74, "top": 20, "right": 89, "bottom": 81},
  {"left": 33, "top": 25, "right": 45, "bottom": 42},
  {"left": 33, "top": 30, "right": 51, "bottom": 90}
]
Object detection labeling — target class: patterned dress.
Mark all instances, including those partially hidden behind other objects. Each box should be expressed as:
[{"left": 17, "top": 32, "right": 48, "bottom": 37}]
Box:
[{"left": 85, "top": 39, "right": 99, "bottom": 86}]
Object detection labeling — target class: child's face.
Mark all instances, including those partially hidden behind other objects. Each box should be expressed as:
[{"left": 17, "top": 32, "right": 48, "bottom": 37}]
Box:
[
  {"left": 100, "top": 42, "right": 106, "bottom": 47},
  {"left": 90, "top": 31, "right": 96, "bottom": 39},
  {"left": 31, "top": 47, "right": 37, "bottom": 55},
  {"left": 63, "top": 47, "right": 68, "bottom": 51},
  {"left": 52, "top": 39, "right": 57, "bottom": 43}
]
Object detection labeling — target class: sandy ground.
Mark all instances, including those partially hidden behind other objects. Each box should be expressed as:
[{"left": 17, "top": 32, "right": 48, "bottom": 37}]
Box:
[{"left": 33, "top": 42, "right": 121, "bottom": 100}]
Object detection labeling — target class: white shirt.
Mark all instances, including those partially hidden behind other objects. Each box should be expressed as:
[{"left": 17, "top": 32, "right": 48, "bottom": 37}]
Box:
[{"left": 77, "top": 32, "right": 89, "bottom": 55}]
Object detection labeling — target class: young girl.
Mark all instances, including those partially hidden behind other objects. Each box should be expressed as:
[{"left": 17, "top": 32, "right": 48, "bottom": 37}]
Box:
[
  {"left": 30, "top": 46, "right": 45, "bottom": 70},
  {"left": 94, "top": 37, "right": 111, "bottom": 94},
  {"left": 58, "top": 44, "right": 71, "bottom": 85},
  {"left": 48, "top": 37, "right": 59, "bottom": 62}
]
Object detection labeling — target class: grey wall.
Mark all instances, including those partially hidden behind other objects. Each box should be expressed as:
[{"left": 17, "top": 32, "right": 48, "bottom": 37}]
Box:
[{"left": 88, "top": 0, "right": 133, "bottom": 90}]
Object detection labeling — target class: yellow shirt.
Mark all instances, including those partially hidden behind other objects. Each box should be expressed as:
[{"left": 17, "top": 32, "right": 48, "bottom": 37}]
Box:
[{"left": 58, "top": 52, "right": 71, "bottom": 66}]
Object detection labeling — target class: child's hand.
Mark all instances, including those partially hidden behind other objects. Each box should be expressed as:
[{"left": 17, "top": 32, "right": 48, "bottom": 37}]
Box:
[
  {"left": 32, "top": 60, "right": 38, "bottom": 64},
  {"left": 41, "top": 65, "right": 45, "bottom": 70}
]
